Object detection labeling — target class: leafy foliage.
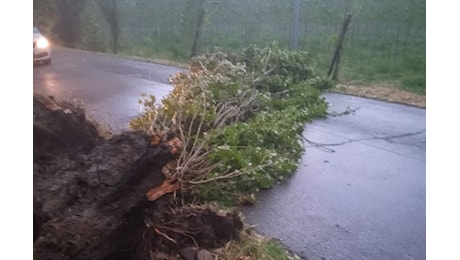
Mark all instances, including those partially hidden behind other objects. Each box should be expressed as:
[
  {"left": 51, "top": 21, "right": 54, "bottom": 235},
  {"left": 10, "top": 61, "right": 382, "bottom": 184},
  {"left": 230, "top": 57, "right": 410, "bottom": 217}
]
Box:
[
  {"left": 33, "top": 0, "right": 56, "bottom": 36},
  {"left": 53, "top": 0, "right": 88, "bottom": 47},
  {"left": 131, "top": 45, "right": 328, "bottom": 205},
  {"left": 95, "top": 0, "right": 120, "bottom": 53},
  {"left": 230, "top": 44, "right": 333, "bottom": 93},
  {"left": 79, "top": 2, "right": 111, "bottom": 52}
]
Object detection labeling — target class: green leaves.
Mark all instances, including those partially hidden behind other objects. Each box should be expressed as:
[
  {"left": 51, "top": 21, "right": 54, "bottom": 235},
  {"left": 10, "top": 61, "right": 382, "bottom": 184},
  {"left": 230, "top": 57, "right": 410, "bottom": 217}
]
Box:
[
  {"left": 258, "top": 174, "right": 274, "bottom": 189},
  {"left": 131, "top": 46, "right": 328, "bottom": 205}
]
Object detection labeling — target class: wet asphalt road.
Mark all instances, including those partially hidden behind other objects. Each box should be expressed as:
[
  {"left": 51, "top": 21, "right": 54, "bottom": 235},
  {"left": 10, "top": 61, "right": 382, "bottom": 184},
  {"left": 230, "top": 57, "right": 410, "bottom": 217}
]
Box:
[
  {"left": 33, "top": 47, "right": 183, "bottom": 129},
  {"left": 34, "top": 48, "right": 426, "bottom": 260},
  {"left": 242, "top": 93, "right": 426, "bottom": 260}
]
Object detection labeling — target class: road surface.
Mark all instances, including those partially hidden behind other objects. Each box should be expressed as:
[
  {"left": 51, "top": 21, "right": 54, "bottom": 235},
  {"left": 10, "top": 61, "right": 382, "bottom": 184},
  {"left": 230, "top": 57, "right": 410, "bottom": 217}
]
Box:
[
  {"left": 34, "top": 47, "right": 426, "bottom": 260},
  {"left": 242, "top": 93, "right": 426, "bottom": 260},
  {"left": 33, "top": 47, "right": 183, "bottom": 130}
]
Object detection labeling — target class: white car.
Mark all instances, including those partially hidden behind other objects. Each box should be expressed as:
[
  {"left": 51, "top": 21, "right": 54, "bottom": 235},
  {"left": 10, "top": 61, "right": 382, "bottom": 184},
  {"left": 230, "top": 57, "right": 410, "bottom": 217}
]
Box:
[{"left": 33, "top": 27, "right": 51, "bottom": 65}]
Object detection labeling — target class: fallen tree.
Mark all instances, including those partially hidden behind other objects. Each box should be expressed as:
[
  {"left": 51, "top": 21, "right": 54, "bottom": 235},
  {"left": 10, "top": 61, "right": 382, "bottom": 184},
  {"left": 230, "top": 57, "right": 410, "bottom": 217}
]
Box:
[
  {"left": 131, "top": 44, "right": 331, "bottom": 205},
  {"left": 33, "top": 94, "right": 242, "bottom": 259},
  {"left": 34, "top": 45, "right": 331, "bottom": 259}
]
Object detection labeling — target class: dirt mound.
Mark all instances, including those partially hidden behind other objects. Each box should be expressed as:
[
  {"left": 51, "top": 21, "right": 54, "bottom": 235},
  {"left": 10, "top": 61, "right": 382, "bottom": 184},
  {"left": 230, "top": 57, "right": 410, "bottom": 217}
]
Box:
[
  {"left": 332, "top": 84, "right": 426, "bottom": 108},
  {"left": 33, "top": 94, "right": 101, "bottom": 160},
  {"left": 33, "top": 94, "right": 243, "bottom": 259},
  {"left": 143, "top": 206, "right": 243, "bottom": 251}
]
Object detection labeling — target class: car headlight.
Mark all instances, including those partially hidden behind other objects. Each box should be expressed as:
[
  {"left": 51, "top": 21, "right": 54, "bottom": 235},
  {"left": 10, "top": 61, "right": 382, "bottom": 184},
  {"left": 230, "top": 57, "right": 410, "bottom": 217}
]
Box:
[{"left": 36, "top": 38, "right": 49, "bottom": 48}]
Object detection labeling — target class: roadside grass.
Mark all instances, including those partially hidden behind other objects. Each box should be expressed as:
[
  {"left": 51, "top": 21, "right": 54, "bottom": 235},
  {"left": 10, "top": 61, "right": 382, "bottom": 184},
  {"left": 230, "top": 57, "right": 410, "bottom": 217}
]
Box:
[
  {"left": 214, "top": 225, "right": 300, "bottom": 260},
  {"left": 336, "top": 45, "right": 426, "bottom": 95},
  {"left": 118, "top": 34, "right": 190, "bottom": 65},
  {"left": 202, "top": 203, "right": 301, "bottom": 259},
  {"left": 77, "top": 32, "right": 426, "bottom": 96},
  {"left": 116, "top": 51, "right": 188, "bottom": 69}
]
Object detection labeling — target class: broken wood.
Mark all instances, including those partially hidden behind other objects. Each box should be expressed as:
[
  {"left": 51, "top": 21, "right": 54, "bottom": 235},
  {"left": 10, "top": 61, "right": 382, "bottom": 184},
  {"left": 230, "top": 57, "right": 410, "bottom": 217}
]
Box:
[{"left": 146, "top": 179, "right": 181, "bottom": 201}]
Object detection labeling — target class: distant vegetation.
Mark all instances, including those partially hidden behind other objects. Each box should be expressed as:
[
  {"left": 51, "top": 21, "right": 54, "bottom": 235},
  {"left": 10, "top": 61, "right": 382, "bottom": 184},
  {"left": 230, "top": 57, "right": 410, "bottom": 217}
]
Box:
[{"left": 34, "top": 0, "right": 425, "bottom": 93}]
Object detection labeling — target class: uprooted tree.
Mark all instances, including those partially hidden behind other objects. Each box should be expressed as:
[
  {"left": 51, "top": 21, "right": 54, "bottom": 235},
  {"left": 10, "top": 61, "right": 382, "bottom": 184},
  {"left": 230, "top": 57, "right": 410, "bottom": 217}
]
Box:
[
  {"left": 34, "top": 45, "right": 331, "bottom": 259},
  {"left": 33, "top": 94, "right": 242, "bottom": 259},
  {"left": 131, "top": 44, "right": 331, "bottom": 205}
]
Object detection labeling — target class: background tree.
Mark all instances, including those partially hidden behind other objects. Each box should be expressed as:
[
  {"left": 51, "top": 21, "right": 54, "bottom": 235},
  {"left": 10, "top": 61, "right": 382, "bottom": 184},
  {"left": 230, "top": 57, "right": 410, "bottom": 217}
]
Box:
[
  {"left": 53, "top": 0, "right": 87, "bottom": 47},
  {"left": 33, "top": 0, "right": 56, "bottom": 36},
  {"left": 36, "top": 0, "right": 426, "bottom": 94},
  {"left": 96, "top": 0, "right": 120, "bottom": 53},
  {"left": 290, "top": 0, "right": 301, "bottom": 50}
]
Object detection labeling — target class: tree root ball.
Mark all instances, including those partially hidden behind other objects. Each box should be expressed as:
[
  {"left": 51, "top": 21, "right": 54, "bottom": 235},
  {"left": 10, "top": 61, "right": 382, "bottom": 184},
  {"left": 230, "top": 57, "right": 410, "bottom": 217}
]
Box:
[{"left": 33, "top": 94, "right": 243, "bottom": 259}]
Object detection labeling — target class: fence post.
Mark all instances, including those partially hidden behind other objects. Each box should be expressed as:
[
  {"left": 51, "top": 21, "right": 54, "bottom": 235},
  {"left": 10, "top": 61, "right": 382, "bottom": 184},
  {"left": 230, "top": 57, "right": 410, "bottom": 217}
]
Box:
[{"left": 328, "top": 14, "right": 352, "bottom": 81}]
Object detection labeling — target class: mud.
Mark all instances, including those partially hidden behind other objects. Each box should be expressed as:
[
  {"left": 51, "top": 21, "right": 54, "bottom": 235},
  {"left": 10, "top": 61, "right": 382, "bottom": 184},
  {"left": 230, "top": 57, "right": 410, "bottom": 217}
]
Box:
[
  {"left": 332, "top": 84, "right": 426, "bottom": 108},
  {"left": 33, "top": 94, "right": 243, "bottom": 259}
]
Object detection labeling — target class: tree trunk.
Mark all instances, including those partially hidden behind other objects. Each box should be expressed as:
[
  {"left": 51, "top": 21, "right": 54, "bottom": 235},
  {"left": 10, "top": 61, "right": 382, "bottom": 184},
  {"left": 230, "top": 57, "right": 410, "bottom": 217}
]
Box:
[
  {"left": 112, "top": 26, "right": 119, "bottom": 54},
  {"left": 303, "top": 15, "right": 308, "bottom": 47},
  {"left": 96, "top": 0, "right": 120, "bottom": 54},
  {"left": 190, "top": 8, "right": 205, "bottom": 58},
  {"left": 290, "top": 0, "right": 301, "bottom": 50},
  {"left": 283, "top": 22, "right": 289, "bottom": 45},
  {"left": 54, "top": 0, "right": 87, "bottom": 47}
]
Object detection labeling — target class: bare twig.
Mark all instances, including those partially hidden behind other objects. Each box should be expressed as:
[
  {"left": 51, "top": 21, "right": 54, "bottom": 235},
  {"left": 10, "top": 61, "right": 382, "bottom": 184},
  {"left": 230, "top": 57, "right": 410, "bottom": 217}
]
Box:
[
  {"left": 155, "top": 225, "right": 199, "bottom": 248},
  {"left": 154, "top": 227, "right": 177, "bottom": 244},
  {"left": 188, "top": 161, "right": 271, "bottom": 185},
  {"left": 328, "top": 106, "right": 360, "bottom": 117}
]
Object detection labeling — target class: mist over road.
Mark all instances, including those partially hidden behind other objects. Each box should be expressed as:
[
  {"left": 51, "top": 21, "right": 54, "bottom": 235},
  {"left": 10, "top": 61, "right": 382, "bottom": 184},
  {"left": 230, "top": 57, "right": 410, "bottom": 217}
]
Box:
[{"left": 33, "top": 47, "right": 183, "bottom": 129}]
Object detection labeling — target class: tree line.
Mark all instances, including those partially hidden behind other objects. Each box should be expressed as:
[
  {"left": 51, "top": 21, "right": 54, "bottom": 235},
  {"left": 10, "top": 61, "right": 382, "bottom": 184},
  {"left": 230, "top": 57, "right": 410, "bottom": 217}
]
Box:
[{"left": 34, "top": 0, "right": 425, "bottom": 91}]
